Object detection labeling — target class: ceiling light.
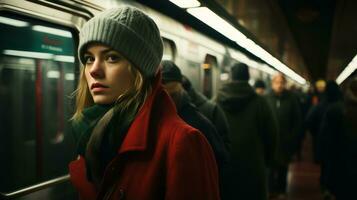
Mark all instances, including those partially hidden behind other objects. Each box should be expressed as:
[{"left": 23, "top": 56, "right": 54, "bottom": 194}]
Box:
[
  {"left": 187, "top": 7, "right": 306, "bottom": 85},
  {"left": 336, "top": 55, "right": 357, "bottom": 84},
  {"left": 187, "top": 7, "right": 246, "bottom": 42},
  {"left": 229, "top": 49, "right": 276, "bottom": 75},
  {"left": 169, "top": 0, "right": 201, "bottom": 8}
]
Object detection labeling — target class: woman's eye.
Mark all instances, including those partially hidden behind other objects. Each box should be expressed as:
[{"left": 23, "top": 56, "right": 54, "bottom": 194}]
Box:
[
  {"left": 84, "top": 55, "right": 94, "bottom": 64},
  {"left": 106, "top": 54, "right": 121, "bottom": 63}
]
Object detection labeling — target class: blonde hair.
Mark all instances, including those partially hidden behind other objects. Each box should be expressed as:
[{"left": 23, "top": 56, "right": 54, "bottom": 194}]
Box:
[{"left": 71, "top": 63, "right": 152, "bottom": 121}]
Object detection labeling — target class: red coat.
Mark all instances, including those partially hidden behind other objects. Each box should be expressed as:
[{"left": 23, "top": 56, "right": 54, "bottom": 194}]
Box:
[{"left": 69, "top": 75, "right": 220, "bottom": 200}]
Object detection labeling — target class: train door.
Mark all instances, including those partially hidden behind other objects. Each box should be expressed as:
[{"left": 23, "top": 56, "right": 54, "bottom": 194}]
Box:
[
  {"left": 202, "top": 54, "right": 219, "bottom": 99},
  {"left": 0, "top": 11, "right": 78, "bottom": 199}
]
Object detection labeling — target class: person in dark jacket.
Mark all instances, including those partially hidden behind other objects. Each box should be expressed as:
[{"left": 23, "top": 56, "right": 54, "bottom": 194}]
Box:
[
  {"left": 161, "top": 61, "right": 229, "bottom": 198},
  {"left": 182, "top": 75, "right": 231, "bottom": 151},
  {"left": 254, "top": 79, "right": 266, "bottom": 95},
  {"left": 217, "top": 63, "right": 278, "bottom": 200},
  {"left": 161, "top": 60, "right": 229, "bottom": 168},
  {"left": 306, "top": 81, "right": 343, "bottom": 163},
  {"left": 319, "top": 77, "right": 357, "bottom": 199},
  {"left": 305, "top": 81, "right": 343, "bottom": 197},
  {"left": 266, "top": 73, "right": 303, "bottom": 197}
]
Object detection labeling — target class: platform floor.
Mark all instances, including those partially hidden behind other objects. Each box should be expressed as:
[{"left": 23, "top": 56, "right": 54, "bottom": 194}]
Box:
[{"left": 271, "top": 134, "right": 333, "bottom": 200}]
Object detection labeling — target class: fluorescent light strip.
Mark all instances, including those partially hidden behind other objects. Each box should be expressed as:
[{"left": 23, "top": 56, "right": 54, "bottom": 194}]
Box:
[
  {"left": 54, "top": 55, "right": 75, "bottom": 63},
  {"left": 230, "top": 49, "right": 276, "bottom": 75},
  {"left": 3, "top": 49, "right": 53, "bottom": 59},
  {"left": 169, "top": 0, "right": 201, "bottom": 8},
  {"left": 32, "top": 25, "right": 72, "bottom": 38},
  {"left": 187, "top": 7, "right": 306, "bottom": 85},
  {"left": 187, "top": 7, "right": 246, "bottom": 42},
  {"left": 3, "top": 49, "right": 75, "bottom": 63},
  {"left": 336, "top": 55, "right": 357, "bottom": 84},
  {"left": 0, "top": 16, "right": 29, "bottom": 27}
]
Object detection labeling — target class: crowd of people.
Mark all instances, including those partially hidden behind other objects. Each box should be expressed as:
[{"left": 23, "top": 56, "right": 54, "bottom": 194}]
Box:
[{"left": 68, "top": 5, "right": 357, "bottom": 200}]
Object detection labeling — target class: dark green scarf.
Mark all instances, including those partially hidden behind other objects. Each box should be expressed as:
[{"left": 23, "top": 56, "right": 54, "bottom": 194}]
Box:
[
  {"left": 72, "top": 104, "right": 112, "bottom": 156},
  {"left": 71, "top": 101, "right": 141, "bottom": 187}
]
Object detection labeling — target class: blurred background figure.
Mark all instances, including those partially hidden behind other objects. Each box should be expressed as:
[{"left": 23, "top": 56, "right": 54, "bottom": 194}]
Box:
[
  {"left": 161, "top": 60, "right": 229, "bottom": 198},
  {"left": 254, "top": 79, "right": 267, "bottom": 95},
  {"left": 305, "top": 81, "right": 343, "bottom": 161},
  {"left": 290, "top": 84, "right": 310, "bottom": 161},
  {"left": 305, "top": 81, "right": 343, "bottom": 199},
  {"left": 312, "top": 79, "right": 327, "bottom": 106},
  {"left": 182, "top": 75, "right": 231, "bottom": 152},
  {"left": 318, "top": 77, "right": 357, "bottom": 200},
  {"left": 216, "top": 63, "right": 278, "bottom": 200},
  {"left": 266, "top": 73, "right": 303, "bottom": 199}
]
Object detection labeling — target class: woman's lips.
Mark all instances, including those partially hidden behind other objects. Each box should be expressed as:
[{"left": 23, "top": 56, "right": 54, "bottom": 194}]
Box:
[{"left": 91, "top": 83, "right": 108, "bottom": 92}]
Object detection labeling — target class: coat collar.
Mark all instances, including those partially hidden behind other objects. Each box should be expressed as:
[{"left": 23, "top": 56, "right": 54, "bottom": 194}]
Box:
[{"left": 117, "top": 72, "right": 173, "bottom": 154}]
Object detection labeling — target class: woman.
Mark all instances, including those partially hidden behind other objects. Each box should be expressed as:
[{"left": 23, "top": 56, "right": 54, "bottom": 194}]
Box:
[{"left": 69, "top": 6, "right": 220, "bottom": 200}]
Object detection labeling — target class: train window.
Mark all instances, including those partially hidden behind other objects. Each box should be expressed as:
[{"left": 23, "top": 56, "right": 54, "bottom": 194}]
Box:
[
  {"left": 202, "top": 55, "right": 218, "bottom": 99},
  {"left": 162, "top": 38, "right": 176, "bottom": 61},
  {"left": 0, "top": 12, "right": 77, "bottom": 192},
  {"left": 181, "top": 60, "right": 201, "bottom": 91}
]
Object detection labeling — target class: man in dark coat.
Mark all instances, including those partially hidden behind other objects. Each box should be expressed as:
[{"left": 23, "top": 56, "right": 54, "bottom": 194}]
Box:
[
  {"left": 161, "top": 60, "right": 229, "bottom": 195},
  {"left": 266, "top": 73, "right": 303, "bottom": 197},
  {"left": 182, "top": 75, "right": 231, "bottom": 151},
  {"left": 319, "top": 77, "right": 357, "bottom": 199},
  {"left": 217, "top": 63, "right": 278, "bottom": 200}
]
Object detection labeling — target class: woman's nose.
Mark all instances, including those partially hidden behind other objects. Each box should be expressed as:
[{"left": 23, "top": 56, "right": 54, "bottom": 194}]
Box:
[{"left": 89, "top": 59, "right": 104, "bottom": 78}]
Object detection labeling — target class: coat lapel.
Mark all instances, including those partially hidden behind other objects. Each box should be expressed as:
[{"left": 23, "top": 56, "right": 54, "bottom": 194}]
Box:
[{"left": 118, "top": 73, "right": 163, "bottom": 155}]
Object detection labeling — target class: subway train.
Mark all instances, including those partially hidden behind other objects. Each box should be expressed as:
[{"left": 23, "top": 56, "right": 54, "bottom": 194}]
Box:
[{"left": 0, "top": 0, "right": 279, "bottom": 199}]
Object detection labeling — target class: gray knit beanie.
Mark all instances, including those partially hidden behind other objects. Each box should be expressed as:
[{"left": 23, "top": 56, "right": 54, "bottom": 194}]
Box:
[{"left": 78, "top": 6, "right": 163, "bottom": 78}]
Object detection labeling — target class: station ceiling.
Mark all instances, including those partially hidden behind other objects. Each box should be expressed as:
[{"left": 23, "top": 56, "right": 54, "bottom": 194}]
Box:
[
  {"left": 206, "top": 0, "right": 357, "bottom": 81},
  {"left": 138, "top": 0, "right": 357, "bottom": 82}
]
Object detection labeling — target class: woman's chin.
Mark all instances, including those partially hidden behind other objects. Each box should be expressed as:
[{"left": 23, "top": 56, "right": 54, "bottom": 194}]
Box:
[{"left": 92, "top": 96, "right": 115, "bottom": 105}]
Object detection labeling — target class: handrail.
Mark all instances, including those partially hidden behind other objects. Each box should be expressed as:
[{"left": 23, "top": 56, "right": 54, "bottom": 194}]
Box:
[{"left": 0, "top": 174, "right": 70, "bottom": 199}]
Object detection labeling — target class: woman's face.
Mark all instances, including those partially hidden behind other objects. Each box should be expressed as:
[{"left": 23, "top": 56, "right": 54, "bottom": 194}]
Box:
[{"left": 84, "top": 44, "right": 134, "bottom": 104}]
